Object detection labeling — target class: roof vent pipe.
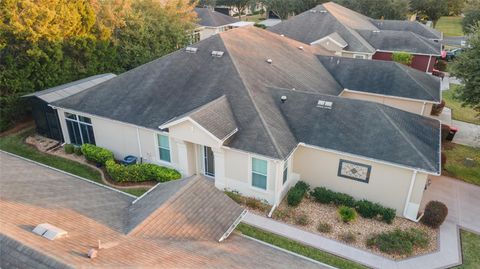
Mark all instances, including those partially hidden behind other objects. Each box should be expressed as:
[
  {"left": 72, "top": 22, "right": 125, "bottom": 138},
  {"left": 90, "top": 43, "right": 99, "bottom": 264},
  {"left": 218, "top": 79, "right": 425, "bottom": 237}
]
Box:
[
  {"left": 266, "top": 59, "right": 273, "bottom": 64},
  {"left": 281, "top": 96, "right": 287, "bottom": 103},
  {"left": 298, "top": 46, "right": 304, "bottom": 50}
]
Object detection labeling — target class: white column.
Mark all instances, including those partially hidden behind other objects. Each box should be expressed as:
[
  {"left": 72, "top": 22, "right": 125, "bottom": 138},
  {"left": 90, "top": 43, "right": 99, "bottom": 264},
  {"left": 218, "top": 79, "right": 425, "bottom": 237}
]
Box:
[
  {"left": 212, "top": 148, "right": 226, "bottom": 190},
  {"left": 174, "top": 139, "right": 190, "bottom": 177}
]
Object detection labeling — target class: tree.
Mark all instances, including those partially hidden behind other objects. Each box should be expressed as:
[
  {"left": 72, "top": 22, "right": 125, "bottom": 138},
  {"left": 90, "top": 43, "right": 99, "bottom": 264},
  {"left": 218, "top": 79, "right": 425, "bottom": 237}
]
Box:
[
  {"left": 262, "top": 0, "right": 294, "bottom": 20},
  {"left": 450, "top": 23, "right": 480, "bottom": 114},
  {"left": 217, "top": 0, "right": 251, "bottom": 19},
  {"left": 462, "top": 0, "right": 480, "bottom": 34},
  {"left": 410, "top": 0, "right": 448, "bottom": 26},
  {"left": 334, "top": 0, "right": 409, "bottom": 20},
  {"left": 447, "top": 0, "right": 465, "bottom": 15}
]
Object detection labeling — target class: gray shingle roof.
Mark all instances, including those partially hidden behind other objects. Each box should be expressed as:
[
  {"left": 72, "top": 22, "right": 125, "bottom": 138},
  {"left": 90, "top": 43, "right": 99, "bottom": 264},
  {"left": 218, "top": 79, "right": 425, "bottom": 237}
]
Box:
[
  {"left": 268, "top": 2, "right": 442, "bottom": 55},
  {"left": 23, "top": 74, "right": 116, "bottom": 103},
  {"left": 268, "top": 5, "right": 375, "bottom": 53},
  {"left": 357, "top": 30, "right": 442, "bottom": 55},
  {"left": 272, "top": 89, "right": 440, "bottom": 173},
  {"left": 370, "top": 19, "right": 442, "bottom": 40},
  {"left": 195, "top": 7, "right": 239, "bottom": 27},
  {"left": 319, "top": 56, "right": 441, "bottom": 102},
  {"left": 190, "top": 96, "right": 238, "bottom": 140},
  {"left": 53, "top": 27, "right": 440, "bottom": 172}
]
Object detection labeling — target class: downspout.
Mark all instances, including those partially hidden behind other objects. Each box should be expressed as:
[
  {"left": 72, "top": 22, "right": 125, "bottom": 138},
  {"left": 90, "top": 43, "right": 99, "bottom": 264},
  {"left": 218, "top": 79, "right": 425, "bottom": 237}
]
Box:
[
  {"left": 136, "top": 128, "right": 143, "bottom": 161},
  {"left": 420, "top": 101, "right": 427, "bottom": 115},
  {"left": 426, "top": 55, "right": 433, "bottom": 73},
  {"left": 403, "top": 170, "right": 418, "bottom": 219}
]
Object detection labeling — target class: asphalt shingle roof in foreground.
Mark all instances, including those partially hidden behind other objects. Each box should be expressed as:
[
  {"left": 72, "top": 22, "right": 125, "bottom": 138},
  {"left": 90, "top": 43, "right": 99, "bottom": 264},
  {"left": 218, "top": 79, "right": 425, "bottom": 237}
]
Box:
[
  {"left": 0, "top": 152, "right": 325, "bottom": 268},
  {"left": 54, "top": 26, "right": 440, "bottom": 173}
]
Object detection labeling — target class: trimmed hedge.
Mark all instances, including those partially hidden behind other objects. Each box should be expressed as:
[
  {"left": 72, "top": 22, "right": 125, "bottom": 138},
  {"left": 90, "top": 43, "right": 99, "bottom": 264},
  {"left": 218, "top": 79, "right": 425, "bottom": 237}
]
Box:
[
  {"left": 311, "top": 187, "right": 396, "bottom": 224},
  {"left": 105, "top": 159, "right": 181, "bottom": 183},
  {"left": 287, "top": 181, "right": 310, "bottom": 207},
  {"left": 74, "top": 146, "right": 82, "bottom": 156},
  {"left": 81, "top": 144, "right": 114, "bottom": 165},
  {"left": 422, "top": 201, "right": 448, "bottom": 228}
]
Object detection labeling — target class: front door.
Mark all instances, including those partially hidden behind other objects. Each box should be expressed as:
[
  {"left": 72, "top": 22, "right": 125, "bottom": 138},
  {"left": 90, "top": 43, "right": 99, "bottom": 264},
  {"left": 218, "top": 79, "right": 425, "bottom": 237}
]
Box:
[{"left": 204, "top": 146, "right": 215, "bottom": 177}]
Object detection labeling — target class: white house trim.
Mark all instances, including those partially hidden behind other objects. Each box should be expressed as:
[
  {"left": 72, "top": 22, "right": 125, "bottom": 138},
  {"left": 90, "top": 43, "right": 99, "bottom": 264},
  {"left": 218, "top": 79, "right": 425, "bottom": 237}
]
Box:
[{"left": 310, "top": 36, "right": 347, "bottom": 48}]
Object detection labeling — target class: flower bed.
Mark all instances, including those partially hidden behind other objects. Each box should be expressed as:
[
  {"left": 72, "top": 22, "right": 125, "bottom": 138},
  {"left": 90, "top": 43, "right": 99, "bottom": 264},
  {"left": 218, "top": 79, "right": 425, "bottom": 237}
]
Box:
[
  {"left": 225, "top": 190, "right": 272, "bottom": 215},
  {"left": 272, "top": 198, "right": 438, "bottom": 259}
]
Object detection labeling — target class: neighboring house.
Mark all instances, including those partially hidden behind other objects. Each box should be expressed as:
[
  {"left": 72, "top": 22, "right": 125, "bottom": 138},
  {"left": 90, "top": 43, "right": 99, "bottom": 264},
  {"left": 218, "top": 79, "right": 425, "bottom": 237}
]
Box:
[
  {"left": 42, "top": 27, "right": 440, "bottom": 221},
  {"left": 193, "top": 7, "right": 254, "bottom": 42},
  {"left": 0, "top": 152, "right": 320, "bottom": 268},
  {"left": 268, "top": 2, "right": 442, "bottom": 72}
]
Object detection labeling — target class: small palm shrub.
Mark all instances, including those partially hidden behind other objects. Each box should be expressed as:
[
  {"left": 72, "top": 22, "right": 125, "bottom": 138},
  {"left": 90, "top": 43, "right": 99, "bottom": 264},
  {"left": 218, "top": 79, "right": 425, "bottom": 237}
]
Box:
[
  {"left": 381, "top": 208, "right": 396, "bottom": 224},
  {"left": 64, "top": 144, "right": 74, "bottom": 154},
  {"left": 338, "top": 206, "right": 357, "bottom": 223},
  {"left": 317, "top": 222, "right": 332, "bottom": 233},
  {"left": 422, "top": 201, "right": 448, "bottom": 228}
]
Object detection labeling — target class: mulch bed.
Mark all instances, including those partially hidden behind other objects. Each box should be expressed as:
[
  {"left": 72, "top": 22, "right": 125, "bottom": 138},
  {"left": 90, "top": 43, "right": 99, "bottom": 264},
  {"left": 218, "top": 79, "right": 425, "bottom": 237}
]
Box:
[{"left": 271, "top": 197, "right": 439, "bottom": 260}]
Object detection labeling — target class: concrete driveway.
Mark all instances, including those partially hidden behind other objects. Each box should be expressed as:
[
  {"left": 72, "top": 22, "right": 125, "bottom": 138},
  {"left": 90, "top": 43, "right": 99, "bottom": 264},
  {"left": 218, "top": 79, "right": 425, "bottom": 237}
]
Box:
[{"left": 421, "top": 175, "right": 480, "bottom": 234}]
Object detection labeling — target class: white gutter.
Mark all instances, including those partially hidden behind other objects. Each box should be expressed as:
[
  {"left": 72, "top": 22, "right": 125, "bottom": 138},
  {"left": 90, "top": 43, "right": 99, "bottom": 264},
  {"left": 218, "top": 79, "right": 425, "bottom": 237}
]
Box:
[
  {"left": 268, "top": 204, "right": 277, "bottom": 218},
  {"left": 403, "top": 170, "right": 417, "bottom": 219},
  {"left": 342, "top": 88, "right": 438, "bottom": 104}
]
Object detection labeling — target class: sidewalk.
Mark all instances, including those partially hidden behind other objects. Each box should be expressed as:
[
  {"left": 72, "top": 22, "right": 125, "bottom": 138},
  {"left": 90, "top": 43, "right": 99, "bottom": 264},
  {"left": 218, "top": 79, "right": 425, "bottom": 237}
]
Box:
[{"left": 451, "top": 120, "right": 480, "bottom": 148}]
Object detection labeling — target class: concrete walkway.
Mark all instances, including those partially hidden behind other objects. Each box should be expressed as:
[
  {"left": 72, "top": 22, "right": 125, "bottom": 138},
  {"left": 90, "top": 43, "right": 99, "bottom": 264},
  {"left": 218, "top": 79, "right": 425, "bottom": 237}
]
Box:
[
  {"left": 243, "top": 176, "right": 480, "bottom": 269},
  {"left": 451, "top": 120, "right": 480, "bottom": 148}
]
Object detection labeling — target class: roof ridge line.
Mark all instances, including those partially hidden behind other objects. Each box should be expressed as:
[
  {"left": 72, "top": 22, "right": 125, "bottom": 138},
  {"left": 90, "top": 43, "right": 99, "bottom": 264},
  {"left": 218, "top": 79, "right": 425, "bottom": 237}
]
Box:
[
  {"left": 221, "top": 36, "right": 286, "bottom": 158},
  {"left": 411, "top": 32, "right": 441, "bottom": 54},
  {"left": 397, "top": 64, "right": 437, "bottom": 101},
  {"left": 375, "top": 105, "right": 436, "bottom": 171}
]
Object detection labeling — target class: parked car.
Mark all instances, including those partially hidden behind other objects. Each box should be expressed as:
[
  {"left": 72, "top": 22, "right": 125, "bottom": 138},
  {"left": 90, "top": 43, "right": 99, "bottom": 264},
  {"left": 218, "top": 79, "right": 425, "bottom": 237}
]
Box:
[{"left": 445, "top": 48, "right": 464, "bottom": 61}]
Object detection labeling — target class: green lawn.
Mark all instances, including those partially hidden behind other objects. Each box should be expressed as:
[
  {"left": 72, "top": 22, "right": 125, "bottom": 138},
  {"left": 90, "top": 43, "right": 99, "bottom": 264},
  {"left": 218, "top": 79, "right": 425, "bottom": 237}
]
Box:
[
  {"left": 0, "top": 128, "right": 102, "bottom": 182},
  {"left": 443, "top": 143, "right": 480, "bottom": 186},
  {"left": 122, "top": 188, "right": 150, "bottom": 197},
  {"left": 435, "top": 16, "right": 464, "bottom": 37},
  {"left": 236, "top": 223, "right": 368, "bottom": 269},
  {"left": 452, "top": 230, "right": 480, "bottom": 269},
  {"left": 443, "top": 86, "right": 480, "bottom": 125},
  {"left": 242, "top": 14, "right": 266, "bottom": 23}
]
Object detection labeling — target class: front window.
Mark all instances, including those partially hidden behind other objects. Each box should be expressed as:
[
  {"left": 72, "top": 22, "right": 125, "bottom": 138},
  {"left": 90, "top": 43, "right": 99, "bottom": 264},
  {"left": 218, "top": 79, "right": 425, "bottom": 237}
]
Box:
[
  {"left": 158, "top": 134, "right": 171, "bottom": 162},
  {"left": 65, "top": 112, "right": 95, "bottom": 145},
  {"left": 283, "top": 161, "right": 288, "bottom": 184},
  {"left": 252, "top": 158, "right": 268, "bottom": 190},
  {"left": 354, "top": 54, "right": 366, "bottom": 59}
]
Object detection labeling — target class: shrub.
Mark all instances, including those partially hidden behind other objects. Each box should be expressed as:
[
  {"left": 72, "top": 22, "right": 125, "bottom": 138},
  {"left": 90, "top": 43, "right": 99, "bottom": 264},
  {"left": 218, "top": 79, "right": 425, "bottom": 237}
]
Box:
[
  {"left": 74, "top": 146, "right": 82, "bottom": 156},
  {"left": 287, "top": 181, "right": 310, "bottom": 207},
  {"left": 441, "top": 152, "right": 447, "bottom": 169},
  {"left": 295, "top": 213, "right": 310, "bottom": 226},
  {"left": 310, "top": 187, "right": 354, "bottom": 207},
  {"left": 245, "top": 197, "right": 261, "bottom": 209},
  {"left": 355, "top": 200, "right": 382, "bottom": 219},
  {"left": 431, "top": 100, "right": 446, "bottom": 116},
  {"left": 105, "top": 159, "right": 181, "bottom": 183},
  {"left": 287, "top": 187, "right": 304, "bottom": 207},
  {"left": 338, "top": 206, "right": 357, "bottom": 223},
  {"left": 392, "top": 51, "right": 413, "bottom": 65},
  {"left": 311, "top": 187, "right": 336, "bottom": 204},
  {"left": 81, "top": 144, "right": 114, "bottom": 165},
  {"left": 368, "top": 228, "right": 428, "bottom": 255},
  {"left": 225, "top": 191, "right": 243, "bottom": 204},
  {"left": 435, "top": 59, "right": 447, "bottom": 71},
  {"left": 317, "top": 222, "right": 332, "bottom": 233},
  {"left": 422, "top": 201, "right": 448, "bottom": 228},
  {"left": 64, "top": 144, "right": 74, "bottom": 154},
  {"left": 340, "top": 231, "right": 357, "bottom": 243},
  {"left": 381, "top": 208, "right": 396, "bottom": 224},
  {"left": 273, "top": 207, "right": 293, "bottom": 221}
]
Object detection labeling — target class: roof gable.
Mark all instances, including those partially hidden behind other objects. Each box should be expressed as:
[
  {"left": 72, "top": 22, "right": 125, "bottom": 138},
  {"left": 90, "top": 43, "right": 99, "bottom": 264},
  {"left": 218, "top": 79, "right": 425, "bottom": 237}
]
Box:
[
  {"left": 322, "top": 2, "right": 377, "bottom": 30},
  {"left": 357, "top": 30, "right": 441, "bottom": 55},
  {"left": 371, "top": 19, "right": 442, "bottom": 40}
]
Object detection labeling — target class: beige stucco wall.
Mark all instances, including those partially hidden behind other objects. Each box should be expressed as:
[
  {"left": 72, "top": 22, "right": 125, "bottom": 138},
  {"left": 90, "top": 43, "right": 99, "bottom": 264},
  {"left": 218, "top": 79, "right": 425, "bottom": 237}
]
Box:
[
  {"left": 168, "top": 120, "right": 219, "bottom": 149},
  {"left": 341, "top": 91, "right": 434, "bottom": 116},
  {"left": 199, "top": 27, "right": 221, "bottom": 41},
  {"left": 292, "top": 145, "right": 428, "bottom": 216},
  {"left": 340, "top": 51, "right": 372, "bottom": 59},
  {"left": 313, "top": 39, "right": 343, "bottom": 53}
]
